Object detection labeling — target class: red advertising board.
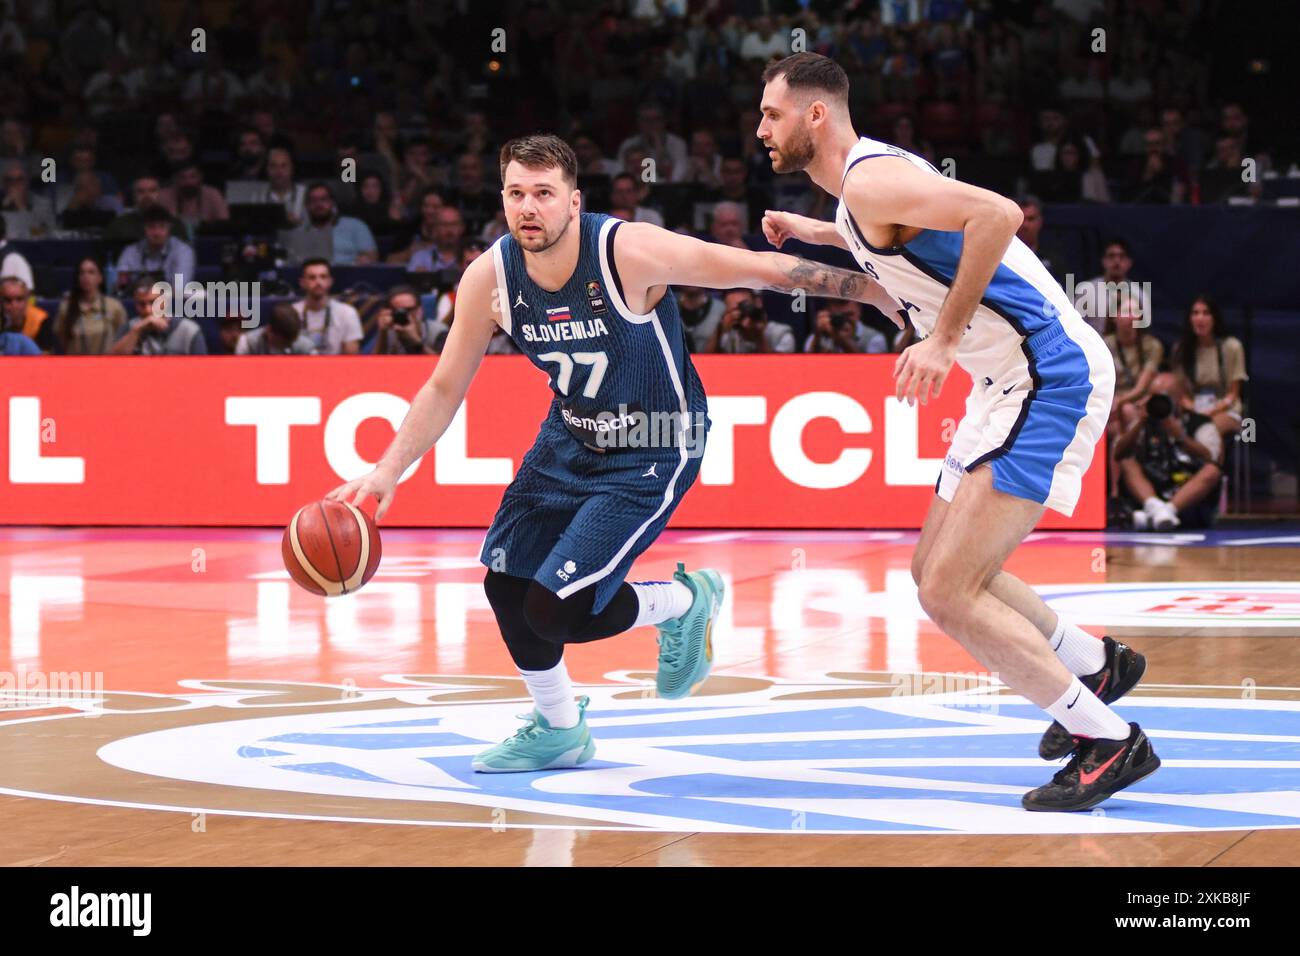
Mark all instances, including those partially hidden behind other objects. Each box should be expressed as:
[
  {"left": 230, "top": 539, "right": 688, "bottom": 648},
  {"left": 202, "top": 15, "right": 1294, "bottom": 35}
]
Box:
[{"left": 0, "top": 356, "right": 1103, "bottom": 528}]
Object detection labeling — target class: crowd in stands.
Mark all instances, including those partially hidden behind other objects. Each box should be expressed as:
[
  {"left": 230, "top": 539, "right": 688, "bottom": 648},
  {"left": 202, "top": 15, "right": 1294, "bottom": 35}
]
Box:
[
  {"left": 0, "top": 1, "right": 1270, "bottom": 526},
  {"left": 0, "top": 1, "right": 1270, "bottom": 373}
]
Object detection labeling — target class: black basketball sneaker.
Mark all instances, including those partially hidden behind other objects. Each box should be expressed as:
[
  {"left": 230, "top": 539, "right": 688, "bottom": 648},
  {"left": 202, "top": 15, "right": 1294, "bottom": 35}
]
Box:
[
  {"left": 1022, "top": 722, "right": 1161, "bottom": 812},
  {"left": 1038, "top": 636, "right": 1146, "bottom": 760}
]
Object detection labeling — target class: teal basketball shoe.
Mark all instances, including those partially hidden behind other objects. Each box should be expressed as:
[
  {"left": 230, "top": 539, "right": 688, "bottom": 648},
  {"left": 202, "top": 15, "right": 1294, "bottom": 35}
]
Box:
[
  {"left": 472, "top": 695, "right": 595, "bottom": 772},
  {"left": 654, "top": 563, "right": 724, "bottom": 700}
]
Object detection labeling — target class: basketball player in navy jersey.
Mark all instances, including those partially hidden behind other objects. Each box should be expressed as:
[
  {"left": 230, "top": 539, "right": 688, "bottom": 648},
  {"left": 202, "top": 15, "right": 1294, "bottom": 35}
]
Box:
[
  {"left": 755, "top": 53, "right": 1159, "bottom": 811},
  {"left": 329, "top": 134, "right": 905, "bottom": 772}
]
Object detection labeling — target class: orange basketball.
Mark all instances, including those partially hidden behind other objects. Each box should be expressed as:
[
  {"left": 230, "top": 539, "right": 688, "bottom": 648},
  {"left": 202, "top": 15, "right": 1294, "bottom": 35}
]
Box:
[{"left": 282, "top": 499, "right": 382, "bottom": 596}]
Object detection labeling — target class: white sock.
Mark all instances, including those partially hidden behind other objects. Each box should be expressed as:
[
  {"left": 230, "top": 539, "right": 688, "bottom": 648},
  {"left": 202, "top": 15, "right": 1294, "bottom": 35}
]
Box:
[
  {"left": 1047, "top": 676, "right": 1131, "bottom": 741},
  {"left": 1048, "top": 617, "right": 1107, "bottom": 676},
  {"left": 1142, "top": 496, "right": 1164, "bottom": 515},
  {"left": 630, "top": 579, "right": 694, "bottom": 627},
  {"left": 519, "top": 660, "right": 579, "bottom": 729}
]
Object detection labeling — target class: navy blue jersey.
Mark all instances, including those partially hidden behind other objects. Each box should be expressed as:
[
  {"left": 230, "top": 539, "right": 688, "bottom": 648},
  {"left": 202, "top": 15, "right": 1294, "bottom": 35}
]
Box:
[{"left": 489, "top": 212, "right": 708, "bottom": 452}]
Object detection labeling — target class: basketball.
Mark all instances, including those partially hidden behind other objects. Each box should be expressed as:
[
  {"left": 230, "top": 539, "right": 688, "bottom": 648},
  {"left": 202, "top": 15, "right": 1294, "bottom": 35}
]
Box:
[{"left": 281, "top": 500, "right": 382, "bottom": 596}]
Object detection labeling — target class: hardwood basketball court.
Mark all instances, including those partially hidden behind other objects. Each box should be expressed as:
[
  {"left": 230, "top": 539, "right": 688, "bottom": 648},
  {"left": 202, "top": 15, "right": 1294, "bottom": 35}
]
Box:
[{"left": 1, "top": 526, "right": 1295, "bottom": 867}]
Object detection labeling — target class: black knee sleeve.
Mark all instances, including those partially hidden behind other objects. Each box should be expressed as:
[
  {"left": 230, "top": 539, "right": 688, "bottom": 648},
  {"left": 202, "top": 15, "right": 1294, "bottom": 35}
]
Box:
[
  {"left": 483, "top": 570, "right": 561, "bottom": 671},
  {"left": 522, "top": 580, "right": 638, "bottom": 645},
  {"left": 522, "top": 583, "right": 593, "bottom": 644}
]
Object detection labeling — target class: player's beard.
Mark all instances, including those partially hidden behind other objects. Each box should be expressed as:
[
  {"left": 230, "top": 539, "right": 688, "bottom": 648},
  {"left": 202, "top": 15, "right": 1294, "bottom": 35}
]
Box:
[
  {"left": 770, "top": 125, "right": 815, "bottom": 173},
  {"left": 513, "top": 214, "right": 570, "bottom": 253}
]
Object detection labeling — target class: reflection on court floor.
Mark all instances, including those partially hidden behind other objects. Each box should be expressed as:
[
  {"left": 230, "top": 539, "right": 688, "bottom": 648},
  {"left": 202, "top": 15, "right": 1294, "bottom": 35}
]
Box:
[{"left": 1, "top": 527, "right": 1297, "bottom": 861}]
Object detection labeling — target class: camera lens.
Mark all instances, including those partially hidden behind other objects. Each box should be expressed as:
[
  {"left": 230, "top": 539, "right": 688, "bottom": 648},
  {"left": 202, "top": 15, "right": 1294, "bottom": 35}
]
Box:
[{"left": 1147, "top": 394, "right": 1173, "bottom": 420}]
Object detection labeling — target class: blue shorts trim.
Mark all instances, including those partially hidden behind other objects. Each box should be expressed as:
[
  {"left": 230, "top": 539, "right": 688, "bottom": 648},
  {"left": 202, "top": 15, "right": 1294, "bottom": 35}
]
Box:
[{"left": 967, "top": 324, "right": 1094, "bottom": 505}]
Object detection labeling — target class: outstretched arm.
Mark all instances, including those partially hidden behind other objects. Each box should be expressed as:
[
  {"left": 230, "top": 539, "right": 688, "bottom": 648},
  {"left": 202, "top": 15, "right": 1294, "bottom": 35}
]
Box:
[{"left": 614, "top": 221, "right": 905, "bottom": 328}]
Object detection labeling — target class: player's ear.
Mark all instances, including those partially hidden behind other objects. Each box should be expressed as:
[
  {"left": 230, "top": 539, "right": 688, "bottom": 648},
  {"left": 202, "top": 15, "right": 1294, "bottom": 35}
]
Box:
[{"left": 571, "top": 186, "right": 581, "bottom": 214}]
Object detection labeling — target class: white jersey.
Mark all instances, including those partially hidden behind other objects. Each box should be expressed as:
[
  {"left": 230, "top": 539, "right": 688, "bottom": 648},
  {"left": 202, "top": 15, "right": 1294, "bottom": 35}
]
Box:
[{"left": 834, "top": 136, "right": 1097, "bottom": 381}]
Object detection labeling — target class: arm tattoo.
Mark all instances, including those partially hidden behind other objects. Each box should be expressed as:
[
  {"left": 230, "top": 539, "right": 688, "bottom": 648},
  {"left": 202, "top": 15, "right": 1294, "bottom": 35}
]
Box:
[{"left": 776, "top": 257, "right": 867, "bottom": 299}]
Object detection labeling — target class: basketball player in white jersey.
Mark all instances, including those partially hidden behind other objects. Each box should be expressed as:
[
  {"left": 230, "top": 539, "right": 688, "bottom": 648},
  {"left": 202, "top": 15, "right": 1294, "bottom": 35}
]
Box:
[{"left": 757, "top": 53, "right": 1159, "bottom": 811}]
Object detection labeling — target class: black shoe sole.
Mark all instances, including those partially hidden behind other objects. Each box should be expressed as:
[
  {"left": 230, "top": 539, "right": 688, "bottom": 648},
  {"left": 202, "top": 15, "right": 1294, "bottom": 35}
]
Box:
[
  {"left": 1021, "top": 752, "right": 1162, "bottom": 813},
  {"left": 1038, "top": 648, "right": 1148, "bottom": 761}
]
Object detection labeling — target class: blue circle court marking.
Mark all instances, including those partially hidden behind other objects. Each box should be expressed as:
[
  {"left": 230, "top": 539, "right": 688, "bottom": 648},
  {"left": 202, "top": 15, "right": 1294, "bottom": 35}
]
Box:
[{"left": 89, "top": 681, "right": 1300, "bottom": 835}]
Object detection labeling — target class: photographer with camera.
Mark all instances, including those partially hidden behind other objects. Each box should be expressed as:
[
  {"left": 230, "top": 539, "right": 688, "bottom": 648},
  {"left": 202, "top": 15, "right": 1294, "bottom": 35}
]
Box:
[
  {"left": 707, "top": 288, "right": 795, "bottom": 354},
  {"left": 1114, "top": 372, "right": 1222, "bottom": 530},
  {"left": 373, "top": 284, "right": 446, "bottom": 356},
  {"left": 804, "top": 300, "right": 888, "bottom": 354}
]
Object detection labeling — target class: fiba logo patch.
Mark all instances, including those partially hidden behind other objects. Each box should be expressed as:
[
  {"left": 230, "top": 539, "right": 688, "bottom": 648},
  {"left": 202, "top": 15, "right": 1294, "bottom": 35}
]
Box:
[
  {"left": 2, "top": 674, "right": 1298, "bottom": 835},
  {"left": 556, "top": 559, "right": 577, "bottom": 581}
]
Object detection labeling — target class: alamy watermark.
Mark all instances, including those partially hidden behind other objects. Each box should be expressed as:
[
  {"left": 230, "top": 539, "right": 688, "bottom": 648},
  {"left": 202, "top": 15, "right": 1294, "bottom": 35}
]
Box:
[
  {"left": 0, "top": 666, "right": 105, "bottom": 709},
  {"left": 1059, "top": 275, "right": 1153, "bottom": 328},
  {"left": 49, "top": 886, "right": 151, "bottom": 936},
  {"left": 151, "top": 274, "right": 261, "bottom": 328},
  {"left": 890, "top": 671, "right": 1002, "bottom": 713},
  {"left": 575, "top": 405, "right": 708, "bottom": 457}
]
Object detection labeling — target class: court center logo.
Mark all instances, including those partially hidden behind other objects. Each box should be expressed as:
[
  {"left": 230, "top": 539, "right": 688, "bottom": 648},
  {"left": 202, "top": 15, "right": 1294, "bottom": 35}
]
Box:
[{"left": 1, "top": 674, "right": 1298, "bottom": 835}]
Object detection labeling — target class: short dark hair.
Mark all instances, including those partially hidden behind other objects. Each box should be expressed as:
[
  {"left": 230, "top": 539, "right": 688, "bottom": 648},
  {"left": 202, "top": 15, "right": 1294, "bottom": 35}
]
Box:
[
  {"left": 498, "top": 134, "right": 578, "bottom": 187},
  {"left": 387, "top": 284, "right": 419, "bottom": 307},
  {"left": 300, "top": 257, "right": 331, "bottom": 275},
  {"left": 611, "top": 172, "right": 635, "bottom": 188},
  {"left": 306, "top": 182, "right": 335, "bottom": 200},
  {"left": 761, "top": 53, "right": 849, "bottom": 103},
  {"left": 1103, "top": 237, "right": 1131, "bottom": 256},
  {"left": 140, "top": 204, "right": 172, "bottom": 225},
  {"left": 268, "top": 303, "right": 301, "bottom": 341}
]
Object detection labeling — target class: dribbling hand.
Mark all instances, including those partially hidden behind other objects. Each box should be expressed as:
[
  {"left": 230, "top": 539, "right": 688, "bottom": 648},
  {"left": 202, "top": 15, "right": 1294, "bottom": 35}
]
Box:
[{"left": 326, "top": 465, "right": 399, "bottom": 522}]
